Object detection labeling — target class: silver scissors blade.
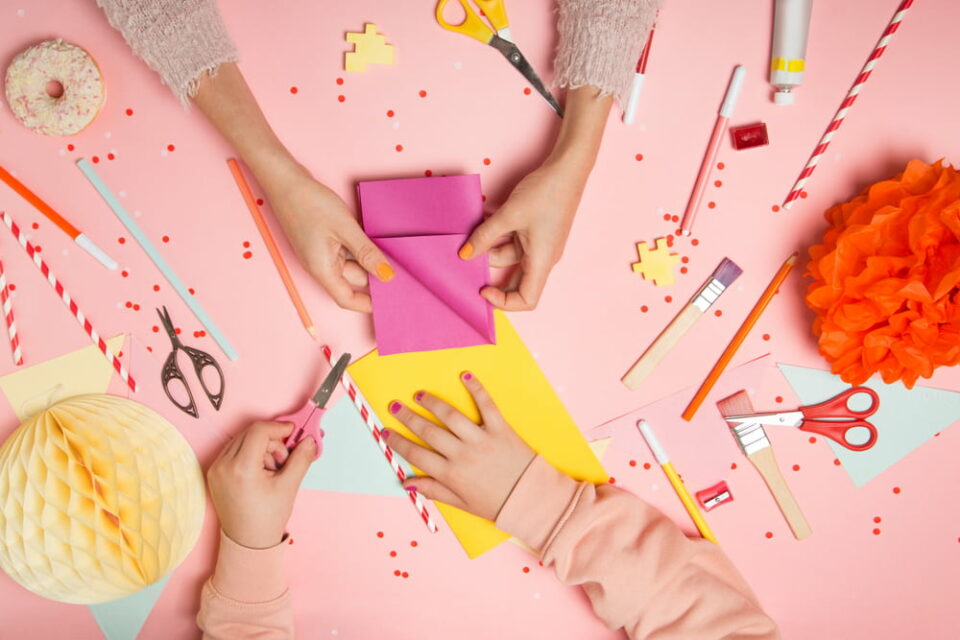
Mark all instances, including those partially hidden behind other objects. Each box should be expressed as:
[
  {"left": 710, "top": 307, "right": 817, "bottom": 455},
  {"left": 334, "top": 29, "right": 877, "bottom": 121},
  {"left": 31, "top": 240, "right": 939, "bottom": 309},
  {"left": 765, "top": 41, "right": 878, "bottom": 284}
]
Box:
[
  {"left": 489, "top": 36, "right": 564, "bottom": 117},
  {"left": 311, "top": 353, "right": 351, "bottom": 409},
  {"left": 725, "top": 411, "right": 803, "bottom": 428}
]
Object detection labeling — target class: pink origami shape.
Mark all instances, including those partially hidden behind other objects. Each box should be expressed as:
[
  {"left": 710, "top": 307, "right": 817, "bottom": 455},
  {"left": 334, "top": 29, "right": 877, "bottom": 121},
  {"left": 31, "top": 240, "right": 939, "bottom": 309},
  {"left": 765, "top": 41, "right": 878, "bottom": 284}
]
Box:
[{"left": 358, "top": 175, "right": 495, "bottom": 355}]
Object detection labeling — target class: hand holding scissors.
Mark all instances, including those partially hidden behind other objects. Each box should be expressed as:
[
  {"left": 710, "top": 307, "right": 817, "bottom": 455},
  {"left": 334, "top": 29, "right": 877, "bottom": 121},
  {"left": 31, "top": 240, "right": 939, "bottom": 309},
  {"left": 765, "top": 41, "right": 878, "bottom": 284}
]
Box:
[
  {"left": 436, "top": 0, "right": 563, "bottom": 116},
  {"left": 725, "top": 387, "right": 880, "bottom": 451},
  {"left": 274, "top": 353, "right": 351, "bottom": 463}
]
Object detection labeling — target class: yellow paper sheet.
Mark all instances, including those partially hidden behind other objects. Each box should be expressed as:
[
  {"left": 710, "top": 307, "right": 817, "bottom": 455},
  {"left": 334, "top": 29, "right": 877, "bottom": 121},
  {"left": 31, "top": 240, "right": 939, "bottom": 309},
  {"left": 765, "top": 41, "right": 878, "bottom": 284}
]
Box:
[
  {"left": 0, "top": 336, "right": 126, "bottom": 421},
  {"left": 348, "top": 311, "right": 608, "bottom": 558}
]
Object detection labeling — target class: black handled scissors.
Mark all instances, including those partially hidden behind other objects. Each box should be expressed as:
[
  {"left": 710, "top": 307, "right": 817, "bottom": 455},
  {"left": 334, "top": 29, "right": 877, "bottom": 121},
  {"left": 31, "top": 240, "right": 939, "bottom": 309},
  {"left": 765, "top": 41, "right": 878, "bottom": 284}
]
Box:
[{"left": 157, "top": 306, "right": 225, "bottom": 418}]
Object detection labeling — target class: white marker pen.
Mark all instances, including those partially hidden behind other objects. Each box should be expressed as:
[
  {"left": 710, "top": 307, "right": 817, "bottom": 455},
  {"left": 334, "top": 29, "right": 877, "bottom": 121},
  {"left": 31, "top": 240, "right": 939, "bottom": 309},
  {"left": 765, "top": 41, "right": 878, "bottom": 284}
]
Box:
[{"left": 770, "top": 0, "right": 813, "bottom": 105}]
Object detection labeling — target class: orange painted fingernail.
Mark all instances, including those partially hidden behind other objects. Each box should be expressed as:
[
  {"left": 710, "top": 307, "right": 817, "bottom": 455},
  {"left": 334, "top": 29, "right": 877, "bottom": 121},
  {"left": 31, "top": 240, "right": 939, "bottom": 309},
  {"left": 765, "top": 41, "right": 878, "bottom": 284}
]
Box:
[
  {"left": 377, "top": 262, "right": 395, "bottom": 282},
  {"left": 458, "top": 242, "right": 473, "bottom": 259}
]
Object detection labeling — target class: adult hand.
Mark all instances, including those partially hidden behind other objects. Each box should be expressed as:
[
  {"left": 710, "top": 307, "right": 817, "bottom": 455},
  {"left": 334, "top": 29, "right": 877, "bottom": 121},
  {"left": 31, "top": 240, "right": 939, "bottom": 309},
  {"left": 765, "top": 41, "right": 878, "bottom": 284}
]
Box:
[
  {"left": 264, "top": 166, "right": 393, "bottom": 313},
  {"left": 458, "top": 161, "right": 584, "bottom": 311},
  {"left": 207, "top": 421, "right": 316, "bottom": 549},
  {"left": 384, "top": 372, "right": 535, "bottom": 521}
]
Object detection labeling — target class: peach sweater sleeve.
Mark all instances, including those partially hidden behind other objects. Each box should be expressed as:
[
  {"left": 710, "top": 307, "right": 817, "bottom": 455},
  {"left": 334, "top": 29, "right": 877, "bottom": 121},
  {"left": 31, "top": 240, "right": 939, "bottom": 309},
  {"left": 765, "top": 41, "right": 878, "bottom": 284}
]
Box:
[
  {"left": 496, "top": 457, "right": 781, "bottom": 639},
  {"left": 196, "top": 532, "right": 294, "bottom": 640}
]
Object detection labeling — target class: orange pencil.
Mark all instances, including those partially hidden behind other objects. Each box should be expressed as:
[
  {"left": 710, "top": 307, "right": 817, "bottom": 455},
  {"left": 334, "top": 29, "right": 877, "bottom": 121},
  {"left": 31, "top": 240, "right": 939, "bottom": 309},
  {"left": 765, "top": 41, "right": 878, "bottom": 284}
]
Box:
[
  {"left": 227, "top": 158, "right": 316, "bottom": 340},
  {"left": 682, "top": 253, "right": 797, "bottom": 421},
  {"left": 0, "top": 165, "right": 116, "bottom": 270}
]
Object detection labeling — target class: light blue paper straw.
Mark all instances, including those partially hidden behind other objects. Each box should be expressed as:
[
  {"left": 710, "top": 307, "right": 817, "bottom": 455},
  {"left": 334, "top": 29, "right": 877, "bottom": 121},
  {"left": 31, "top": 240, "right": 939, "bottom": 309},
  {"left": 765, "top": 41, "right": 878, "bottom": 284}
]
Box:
[{"left": 77, "top": 159, "right": 238, "bottom": 361}]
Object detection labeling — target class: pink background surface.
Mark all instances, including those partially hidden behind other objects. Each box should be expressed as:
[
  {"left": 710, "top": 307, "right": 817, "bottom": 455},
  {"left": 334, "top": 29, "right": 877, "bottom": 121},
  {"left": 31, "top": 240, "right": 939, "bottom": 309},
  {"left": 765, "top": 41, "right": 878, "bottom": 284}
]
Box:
[{"left": 0, "top": 0, "right": 958, "bottom": 638}]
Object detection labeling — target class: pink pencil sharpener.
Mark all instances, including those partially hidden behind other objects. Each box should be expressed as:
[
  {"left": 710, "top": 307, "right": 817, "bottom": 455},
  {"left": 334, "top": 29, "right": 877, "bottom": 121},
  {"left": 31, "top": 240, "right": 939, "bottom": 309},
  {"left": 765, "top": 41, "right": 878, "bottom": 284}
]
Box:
[
  {"left": 730, "top": 123, "right": 769, "bottom": 150},
  {"left": 696, "top": 481, "right": 734, "bottom": 511}
]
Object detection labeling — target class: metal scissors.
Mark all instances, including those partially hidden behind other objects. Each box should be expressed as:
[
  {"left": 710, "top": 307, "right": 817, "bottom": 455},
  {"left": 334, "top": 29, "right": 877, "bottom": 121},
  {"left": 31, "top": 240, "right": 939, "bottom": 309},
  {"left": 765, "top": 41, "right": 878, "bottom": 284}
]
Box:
[
  {"left": 157, "top": 306, "right": 225, "bottom": 418},
  {"left": 275, "top": 353, "right": 351, "bottom": 461},
  {"left": 724, "top": 387, "right": 880, "bottom": 452},
  {"left": 435, "top": 0, "right": 564, "bottom": 117}
]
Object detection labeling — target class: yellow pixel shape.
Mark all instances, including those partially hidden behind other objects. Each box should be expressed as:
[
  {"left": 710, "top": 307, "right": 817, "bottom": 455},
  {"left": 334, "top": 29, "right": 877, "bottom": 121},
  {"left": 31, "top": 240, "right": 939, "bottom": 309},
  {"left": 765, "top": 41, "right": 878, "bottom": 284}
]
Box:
[
  {"left": 345, "top": 24, "right": 396, "bottom": 73},
  {"left": 631, "top": 237, "right": 681, "bottom": 286}
]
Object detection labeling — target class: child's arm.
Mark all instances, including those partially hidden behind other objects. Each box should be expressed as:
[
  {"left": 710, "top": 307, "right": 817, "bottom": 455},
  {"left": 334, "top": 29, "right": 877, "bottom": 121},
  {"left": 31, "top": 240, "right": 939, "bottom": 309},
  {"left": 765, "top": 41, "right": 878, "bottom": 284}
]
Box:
[
  {"left": 197, "top": 421, "right": 317, "bottom": 639},
  {"left": 386, "top": 374, "right": 779, "bottom": 640}
]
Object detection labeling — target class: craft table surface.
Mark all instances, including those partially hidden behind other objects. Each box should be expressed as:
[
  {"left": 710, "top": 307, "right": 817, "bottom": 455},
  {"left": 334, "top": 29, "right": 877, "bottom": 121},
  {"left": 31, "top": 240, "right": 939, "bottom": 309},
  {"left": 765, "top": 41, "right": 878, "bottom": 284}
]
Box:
[{"left": 1, "top": 1, "right": 958, "bottom": 638}]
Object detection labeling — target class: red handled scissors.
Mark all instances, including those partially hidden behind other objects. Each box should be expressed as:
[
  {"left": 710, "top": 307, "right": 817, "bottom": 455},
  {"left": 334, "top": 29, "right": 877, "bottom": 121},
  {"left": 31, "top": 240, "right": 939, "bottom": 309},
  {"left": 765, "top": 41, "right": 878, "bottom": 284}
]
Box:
[
  {"left": 724, "top": 387, "right": 879, "bottom": 451},
  {"left": 276, "top": 353, "right": 351, "bottom": 461}
]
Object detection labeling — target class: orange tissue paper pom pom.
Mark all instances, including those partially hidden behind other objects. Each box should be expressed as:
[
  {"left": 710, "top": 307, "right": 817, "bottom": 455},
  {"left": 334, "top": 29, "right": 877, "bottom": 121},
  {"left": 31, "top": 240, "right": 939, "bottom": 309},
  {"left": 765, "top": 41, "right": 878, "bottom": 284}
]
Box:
[{"left": 805, "top": 159, "right": 960, "bottom": 388}]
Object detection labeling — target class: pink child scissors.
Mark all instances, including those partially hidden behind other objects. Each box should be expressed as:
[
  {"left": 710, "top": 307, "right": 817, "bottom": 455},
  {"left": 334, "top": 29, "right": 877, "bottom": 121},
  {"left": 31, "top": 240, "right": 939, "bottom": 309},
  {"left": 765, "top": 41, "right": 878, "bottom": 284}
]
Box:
[
  {"left": 724, "top": 387, "right": 880, "bottom": 452},
  {"left": 275, "top": 353, "right": 351, "bottom": 461}
]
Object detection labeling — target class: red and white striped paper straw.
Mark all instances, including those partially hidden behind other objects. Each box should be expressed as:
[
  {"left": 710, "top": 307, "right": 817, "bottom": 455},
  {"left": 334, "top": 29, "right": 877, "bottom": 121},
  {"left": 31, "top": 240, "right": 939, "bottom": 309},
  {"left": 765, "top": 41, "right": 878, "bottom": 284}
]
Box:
[
  {"left": 0, "top": 259, "right": 22, "bottom": 366},
  {"left": 1, "top": 211, "right": 137, "bottom": 392},
  {"left": 321, "top": 344, "right": 439, "bottom": 534},
  {"left": 783, "top": 0, "right": 914, "bottom": 209}
]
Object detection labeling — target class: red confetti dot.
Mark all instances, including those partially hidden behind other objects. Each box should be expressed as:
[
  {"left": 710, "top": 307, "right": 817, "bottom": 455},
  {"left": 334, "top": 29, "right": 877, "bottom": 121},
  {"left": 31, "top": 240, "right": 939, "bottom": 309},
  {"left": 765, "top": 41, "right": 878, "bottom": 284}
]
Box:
[
  {"left": 125, "top": 301, "right": 132, "bottom": 308},
  {"left": 410, "top": 540, "right": 418, "bottom": 547},
  {"left": 714, "top": 180, "right": 722, "bottom": 188},
  {"left": 418, "top": 90, "right": 427, "bottom": 98},
  {"left": 680, "top": 266, "right": 688, "bottom": 274},
  {"left": 243, "top": 251, "right": 253, "bottom": 259},
  {"left": 146, "top": 347, "right": 152, "bottom": 352},
  {"left": 643, "top": 462, "right": 651, "bottom": 470},
  {"left": 523, "top": 87, "right": 531, "bottom": 95},
  {"left": 482, "top": 158, "right": 491, "bottom": 166},
  {"left": 771, "top": 205, "right": 781, "bottom": 212},
  {"left": 196, "top": 330, "right": 205, "bottom": 337},
  {"left": 133, "top": 304, "right": 140, "bottom": 311},
  {"left": 389, "top": 550, "right": 397, "bottom": 557},
  {"left": 152, "top": 285, "right": 160, "bottom": 292},
  {"left": 640, "top": 305, "right": 648, "bottom": 313},
  {"left": 125, "top": 108, "right": 133, "bottom": 116},
  {"left": 243, "top": 241, "right": 250, "bottom": 248},
  {"left": 665, "top": 296, "right": 673, "bottom": 303},
  {"left": 671, "top": 215, "right": 679, "bottom": 223},
  {"left": 707, "top": 201, "right": 716, "bottom": 209},
  {"left": 834, "top": 458, "right": 841, "bottom": 466},
  {"left": 290, "top": 86, "right": 298, "bottom": 94},
  {"left": 288, "top": 538, "right": 294, "bottom": 545},
  {"left": 522, "top": 566, "right": 530, "bottom": 573},
  {"left": 424, "top": 170, "right": 433, "bottom": 177},
  {"left": 401, "top": 572, "right": 409, "bottom": 579},
  {"left": 393, "top": 570, "right": 401, "bottom": 576},
  {"left": 873, "top": 528, "right": 881, "bottom": 535},
  {"left": 635, "top": 153, "right": 644, "bottom": 162},
  {"left": 337, "top": 95, "right": 345, "bottom": 103},
  {"left": 808, "top": 436, "right": 817, "bottom": 443},
  {"left": 194, "top": 331, "right": 202, "bottom": 338},
  {"left": 162, "top": 235, "right": 170, "bottom": 243},
  {"left": 167, "top": 144, "right": 175, "bottom": 152},
  {"left": 336, "top": 77, "right": 344, "bottom": 85},
  {"left": 765, "top": 531, "right": 773, "bottom": 539},
  {"left": 775, "top": 396, "right": 783, "bottom": 403},
  {"left": 691, "top": 239, "right": 700, "bottom": 246},
  {"left": 792, "top": 464, "right": 800, "bottom": 471},
  {"left": 762, "top": 333, "right": 771, "bottom": 341},
  {"left": 893, "top": 486, "right": 901, "bottom": 494},
  {"left": 92, "top": 156, "right": 100, "bottom": 164},
  {"left": 666, "top": 235, "right": 674, "bottom": 247},
  {"left": 174, "top": 328, "right": 181, "bottom": 335},
  {"left": 731, "top": 462, "right": 738, "bottom": 470},
  {"left": 717, "top": 162, "right": 725, "bottom": 170},
  {"left": 386, "top": 109, "right": 395, "bottom": 117},
  {"left": 188, "top": 288, "right": 196, "bottom": 295},
  {"left": 107, "top": 153, "right": 115, "bottom": 160},
  {"left": 118, "top": 237, "right": 126, "bottom": 244},
  {"left": 34, "top": 246, "right": 41, "bottom": 253},
  {"left": 681, "top": 256, "right": 689, "bottom": 264},
  {"left": 395, "top": 144, "right": 404, "bottom": 152},
  {"left": 608, "top": 477, "right": 616, "bottom": 484},
  {"left": 152, "top": 326, "right": 159, "bottom": 333},
  {"left": 7, "top": 284, "right": 14, "bottom": 292},
  {"left": 662, "top": 214, "right": 671, "bottom": 221},
  {"left": 874, "top": 516, "right": 882, "bottom": 523},
  {"left": 32, "top": 222, "right": 39, "bottom": 230},
  {"left": 67, "top": 144, "right": 75, "bottom": 151},
  {"left": 714, "top": 309, "right": 723, "bottom": 317},
  {"left": 800, "top": 191, "right": 808, "bottom": 199},
  {"left": 377, "top": 531, "right": 384, "bottom": 538},
  {"left": 629, "top": 460, "right": 637, "bottom": 467}
]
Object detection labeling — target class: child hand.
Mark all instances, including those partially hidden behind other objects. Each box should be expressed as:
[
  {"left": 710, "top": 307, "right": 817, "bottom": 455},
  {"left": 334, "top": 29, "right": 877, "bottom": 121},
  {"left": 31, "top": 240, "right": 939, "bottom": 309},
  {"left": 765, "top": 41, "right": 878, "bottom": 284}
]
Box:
[
  {"left": 384, "top": 373, "right": 536, "bottom": 521},
  {"left": 207, "top": 421, "right": 317, "bottom": 549}
]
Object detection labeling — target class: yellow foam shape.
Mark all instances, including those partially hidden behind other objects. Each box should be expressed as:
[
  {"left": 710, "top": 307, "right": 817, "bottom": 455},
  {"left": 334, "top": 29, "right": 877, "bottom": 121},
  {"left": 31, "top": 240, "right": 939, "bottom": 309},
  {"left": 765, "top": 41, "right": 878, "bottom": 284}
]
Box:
[
  {"left": 345, "top": 24, "right": 395, "bottom": 73},
  {"left": 348, "top": 311, "right": 608, "bottom": 558},
  {"left": 631, "top": 237, "right": 681, "bottom": 287},
  {"left": 0, "top": 336, "right": 126, "bottom": 421}
]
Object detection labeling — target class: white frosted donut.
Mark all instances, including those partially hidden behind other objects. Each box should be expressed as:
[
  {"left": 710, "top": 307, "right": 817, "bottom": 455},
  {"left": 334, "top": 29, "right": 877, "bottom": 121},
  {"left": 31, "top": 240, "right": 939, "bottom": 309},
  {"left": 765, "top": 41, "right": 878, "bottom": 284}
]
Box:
[{"left": 4, "top": 39, "right": 105, "bottom": 136}]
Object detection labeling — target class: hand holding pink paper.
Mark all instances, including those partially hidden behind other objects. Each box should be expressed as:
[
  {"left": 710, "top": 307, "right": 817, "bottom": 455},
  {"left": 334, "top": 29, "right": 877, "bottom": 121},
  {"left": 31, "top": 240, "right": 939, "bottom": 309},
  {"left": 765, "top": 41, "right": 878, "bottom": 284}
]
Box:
[{"left": 359, "top": 175, "right": 496, "bottom": 354}]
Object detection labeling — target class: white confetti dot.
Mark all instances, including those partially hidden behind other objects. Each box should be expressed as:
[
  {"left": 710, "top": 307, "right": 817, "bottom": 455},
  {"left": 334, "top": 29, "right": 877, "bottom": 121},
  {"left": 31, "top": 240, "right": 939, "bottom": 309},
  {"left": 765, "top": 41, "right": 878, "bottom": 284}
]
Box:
[
  {"left": 532, "top": 352, "right": 540, "bottom": 359},
  {"left": 655, "top": 207, "right": 665, "bottom": 215},
  {"left": 58, "top": 149, "right": 66, "bottom": 157},
  {"left": 737, "top": 284, "right": 745, "bottom": 292},
  {"left": 453, "top": 61, "right": 462, "bottom": 70},
  {"left": 330, "top": 631, "right": 339, "bottom": 637},
  {"left": 651, "top": 483, "right": 660, "bottom": 491},
  {"left": 556, "top": 385, "right": 566, "bottom": 394},
  {"left": 533, "top": 593, "right": 541, "bottom": 600},
  {"left": 16, "top": 8, "right": 24, "bottom": 17},
  {"left": 116, "top": 302, "right": 123, "bottom": 310},
  {"left": 133, "top": 210, "right": 142, "bottom": 218},
  {"left": 62, "top": 249, "right": 69, "bottom": 257},
  {"left": 118, "top": 191, "right": 126, "bottom": 198},
  {"left": 160, "top": 149, "right": 169, "bottom": 157},
  {"left": 391, "top": 121, "right": 400, "bottom": 130},
  {"left": 637, "top": 123, "right": 648, "bottom": 131},
  {"left": 104, "top": 131, "right": 112, "bottom": 139}
]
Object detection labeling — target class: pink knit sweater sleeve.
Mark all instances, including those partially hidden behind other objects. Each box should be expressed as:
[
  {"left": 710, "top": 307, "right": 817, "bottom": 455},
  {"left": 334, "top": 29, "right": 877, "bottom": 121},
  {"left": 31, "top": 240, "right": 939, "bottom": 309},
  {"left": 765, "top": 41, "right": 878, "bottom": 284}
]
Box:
[
  {"left": 554, "top": 0, "right": 661, "bottom": 104},
  {"left": 95, "top": 0, "right": 238, "bottom": 105},
  {"left": 497, "top": 457, "right": 781, "bottom": 639},
  {"left": 196, "top": 532, "right": 294, "bottom": 639}
]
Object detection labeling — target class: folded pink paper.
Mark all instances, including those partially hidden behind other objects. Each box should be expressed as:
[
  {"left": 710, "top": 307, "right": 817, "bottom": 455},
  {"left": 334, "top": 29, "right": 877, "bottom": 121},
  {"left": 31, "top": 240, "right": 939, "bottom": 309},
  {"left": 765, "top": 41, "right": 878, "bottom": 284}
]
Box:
[{"left": 359, "top": 175, "right": 495, "bottom": 355}]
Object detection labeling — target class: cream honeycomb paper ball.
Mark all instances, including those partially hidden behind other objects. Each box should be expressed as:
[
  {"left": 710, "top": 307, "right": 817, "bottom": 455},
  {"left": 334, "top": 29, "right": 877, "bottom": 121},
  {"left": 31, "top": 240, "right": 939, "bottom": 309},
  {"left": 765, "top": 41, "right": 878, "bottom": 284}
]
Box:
[{"left": 0, "top": 394, "right": 205, "bottom": 604}]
